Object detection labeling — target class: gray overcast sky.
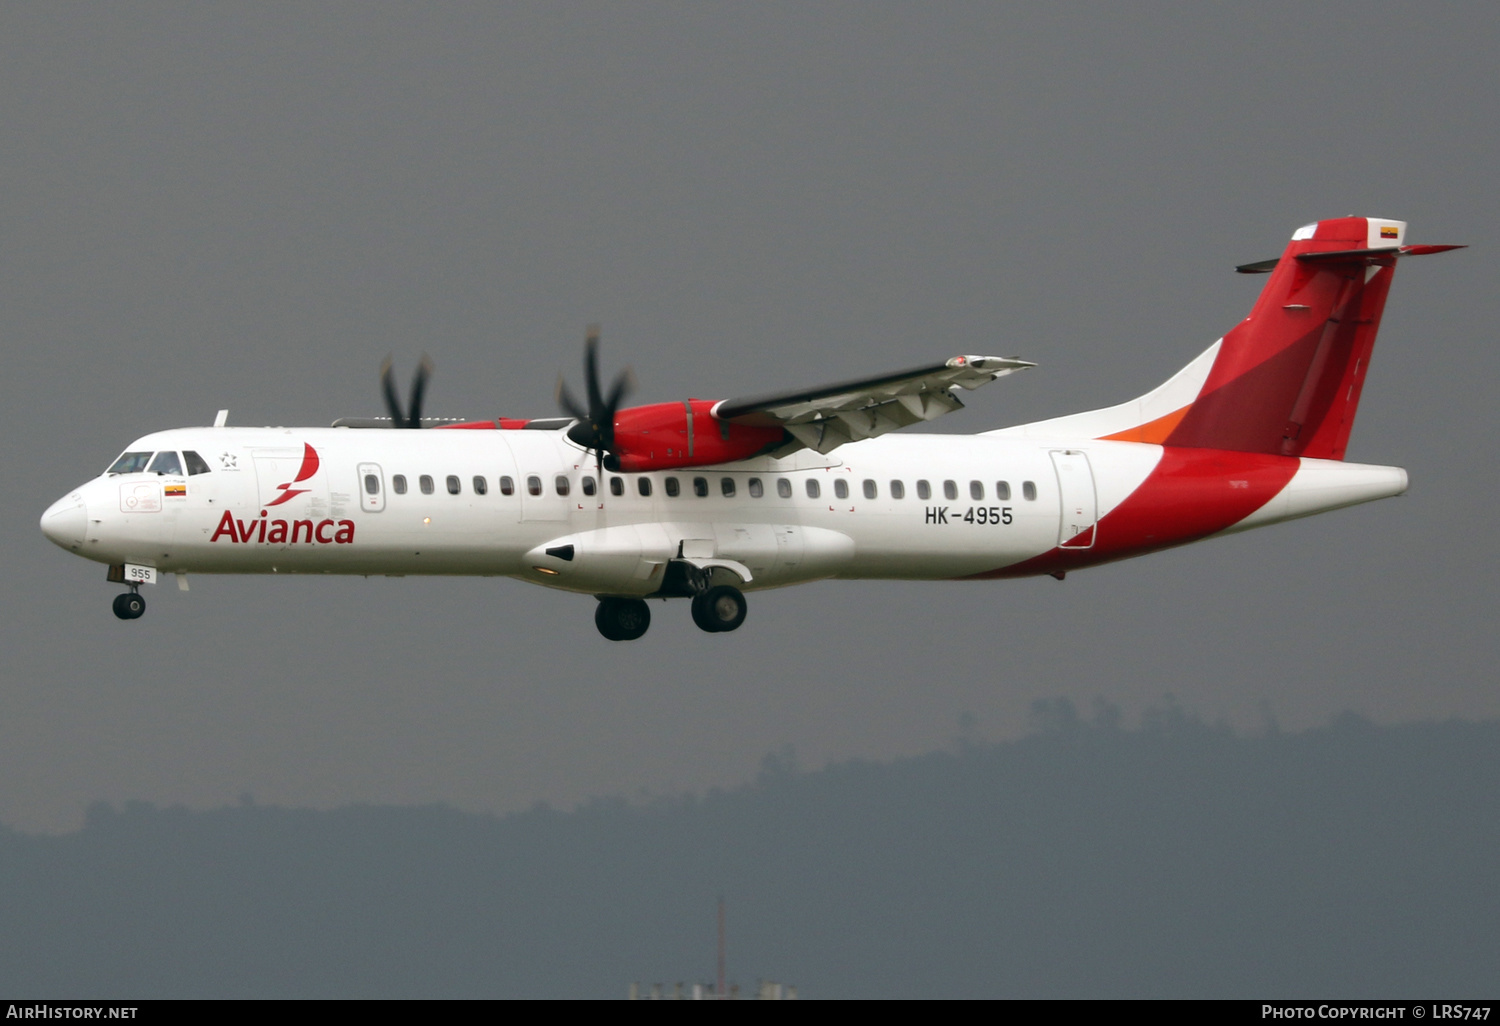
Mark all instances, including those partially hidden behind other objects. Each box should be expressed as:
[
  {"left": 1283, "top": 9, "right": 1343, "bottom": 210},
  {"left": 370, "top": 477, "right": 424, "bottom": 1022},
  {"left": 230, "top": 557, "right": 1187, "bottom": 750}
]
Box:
[{"left": 3, "top": 4, "right": 1497, "bottom": 833}]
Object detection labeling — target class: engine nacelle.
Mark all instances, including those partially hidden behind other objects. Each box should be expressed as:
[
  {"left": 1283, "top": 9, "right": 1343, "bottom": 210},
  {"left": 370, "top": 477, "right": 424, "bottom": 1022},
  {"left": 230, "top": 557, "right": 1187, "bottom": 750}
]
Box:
[{"left": 607, "top": 400, "right": 786, "bottom": 472}]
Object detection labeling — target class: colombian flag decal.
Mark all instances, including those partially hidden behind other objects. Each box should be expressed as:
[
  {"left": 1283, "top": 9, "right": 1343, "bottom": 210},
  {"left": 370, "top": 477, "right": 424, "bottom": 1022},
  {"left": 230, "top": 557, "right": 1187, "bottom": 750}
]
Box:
[
  {"left": 1381, "top": 226, "right": 1399, "bottom": 238},
  {"left": 165, "top": 484, "right": 186, "bottom": 497}
]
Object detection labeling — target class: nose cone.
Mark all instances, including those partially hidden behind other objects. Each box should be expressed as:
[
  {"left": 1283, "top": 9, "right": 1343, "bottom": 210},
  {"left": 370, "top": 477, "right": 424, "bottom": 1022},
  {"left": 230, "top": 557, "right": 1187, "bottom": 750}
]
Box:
[{"left": 41, "top": 494, "right": 88, "bottom": 552}]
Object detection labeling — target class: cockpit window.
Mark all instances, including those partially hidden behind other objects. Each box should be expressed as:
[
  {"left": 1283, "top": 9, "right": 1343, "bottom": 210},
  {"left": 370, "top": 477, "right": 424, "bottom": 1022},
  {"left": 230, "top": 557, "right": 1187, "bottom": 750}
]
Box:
[
  {"left": 108, "top": 451, "right": 153, "bottom": 475},
  {"left": 146, "top": 451, "right": 183, "bottom": 476},
  {"left": 183, "top": 450, "right": 212, "bottom": 476}
]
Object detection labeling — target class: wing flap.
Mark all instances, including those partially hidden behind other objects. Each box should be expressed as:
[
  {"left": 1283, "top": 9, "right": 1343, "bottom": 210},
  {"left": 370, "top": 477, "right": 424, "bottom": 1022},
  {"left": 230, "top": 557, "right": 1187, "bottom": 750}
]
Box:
[{"left": 717, "top": 355, "right": 1033, "bottom": 454}]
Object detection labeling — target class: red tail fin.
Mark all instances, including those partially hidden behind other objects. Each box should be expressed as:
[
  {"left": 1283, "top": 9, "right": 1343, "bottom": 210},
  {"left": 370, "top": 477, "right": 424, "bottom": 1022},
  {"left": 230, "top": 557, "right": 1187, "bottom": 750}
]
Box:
[
  {"left": 1165, "top": 216, "right": 1442, "bottom": 460},
  {"left": 994, "top": 217, "right": 1461, "bottom": 455}
]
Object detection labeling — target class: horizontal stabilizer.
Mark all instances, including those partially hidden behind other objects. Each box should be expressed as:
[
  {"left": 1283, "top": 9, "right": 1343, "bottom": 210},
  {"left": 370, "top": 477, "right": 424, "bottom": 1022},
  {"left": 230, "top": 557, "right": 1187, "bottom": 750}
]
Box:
[
  {"left": 1237, "top": 243, "right": 1465, "bottom": 274},
  {"left": 1236, "top": 258, "right": 1281, "bottom": 275}
]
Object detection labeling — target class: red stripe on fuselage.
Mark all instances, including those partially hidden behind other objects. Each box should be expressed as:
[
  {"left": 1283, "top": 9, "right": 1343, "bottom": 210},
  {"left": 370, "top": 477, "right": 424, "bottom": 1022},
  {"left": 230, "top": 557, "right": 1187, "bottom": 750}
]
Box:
[{"left": 967, "top": 447, "right": 1299, "bottom": 579}]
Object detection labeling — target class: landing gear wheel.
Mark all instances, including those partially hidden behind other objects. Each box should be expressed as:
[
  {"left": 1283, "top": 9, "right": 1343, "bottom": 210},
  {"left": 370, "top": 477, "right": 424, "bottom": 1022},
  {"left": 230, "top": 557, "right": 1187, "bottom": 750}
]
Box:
[
  {"left": 112, "top": 592, "right": 145, "bottom": 620},
  {"left": 691, "top": 585, "right": 747, "bottom": 633},
  {"left": 594, "top": 597, "right": 650, "bottom": 641}
]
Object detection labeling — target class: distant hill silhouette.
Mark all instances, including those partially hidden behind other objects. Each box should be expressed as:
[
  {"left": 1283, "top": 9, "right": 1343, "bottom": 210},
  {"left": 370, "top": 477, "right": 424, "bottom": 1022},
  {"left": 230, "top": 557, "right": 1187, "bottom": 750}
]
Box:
[{"left": 2, "top": 703, "right": 1496, "bottom": 998}]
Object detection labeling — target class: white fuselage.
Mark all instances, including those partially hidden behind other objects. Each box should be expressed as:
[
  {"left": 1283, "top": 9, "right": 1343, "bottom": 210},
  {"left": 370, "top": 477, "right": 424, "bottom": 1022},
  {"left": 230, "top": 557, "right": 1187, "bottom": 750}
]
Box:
[{"left": 42, "top": 424, "right": 1408, "bottom": 596}]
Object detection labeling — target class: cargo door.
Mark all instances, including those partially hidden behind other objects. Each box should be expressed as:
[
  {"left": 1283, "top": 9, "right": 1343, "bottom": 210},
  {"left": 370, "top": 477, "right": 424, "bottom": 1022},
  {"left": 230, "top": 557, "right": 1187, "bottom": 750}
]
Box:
[
  {"left": 1051, "top": 450, "right": 1097, "bottom": 549},
  {"left": 517, "top": 438, "right": 571, "bottom": 523},
  {"left": 491, "top": 436, "right": 523, "bottom": 523}
]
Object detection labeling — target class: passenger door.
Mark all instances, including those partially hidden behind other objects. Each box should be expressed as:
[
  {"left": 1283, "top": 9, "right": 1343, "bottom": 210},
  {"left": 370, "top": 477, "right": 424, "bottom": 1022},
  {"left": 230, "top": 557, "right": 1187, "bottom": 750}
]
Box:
[{"left": 357, "top": 462, "right": 386, "bottom": 512}]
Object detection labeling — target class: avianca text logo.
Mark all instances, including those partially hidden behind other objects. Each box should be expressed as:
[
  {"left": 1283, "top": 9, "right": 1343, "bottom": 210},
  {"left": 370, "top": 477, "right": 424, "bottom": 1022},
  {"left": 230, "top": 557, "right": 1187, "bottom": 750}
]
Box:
[
  {"left": 211, "top": 441, "right": 354, "bottom": 543},
  {"left": 266, "top": 442, "right": 320, "bottom": 507},
  {"left": 211, "top": 511, "right": 355, "bottom": 545}
]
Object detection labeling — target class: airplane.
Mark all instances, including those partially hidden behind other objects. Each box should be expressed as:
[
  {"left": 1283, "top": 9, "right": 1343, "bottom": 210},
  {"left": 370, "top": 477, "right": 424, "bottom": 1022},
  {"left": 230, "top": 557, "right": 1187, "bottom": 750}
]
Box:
[{"left": 40, "top": 216, "right": 1462, "bottom": 640}]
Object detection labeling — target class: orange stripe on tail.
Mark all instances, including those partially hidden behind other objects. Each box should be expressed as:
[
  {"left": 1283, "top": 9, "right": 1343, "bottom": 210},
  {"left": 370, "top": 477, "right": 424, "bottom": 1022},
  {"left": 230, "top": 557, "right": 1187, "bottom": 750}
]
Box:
[{"left": 1100, "top": 404, "right": 1191, "bottom": 444}]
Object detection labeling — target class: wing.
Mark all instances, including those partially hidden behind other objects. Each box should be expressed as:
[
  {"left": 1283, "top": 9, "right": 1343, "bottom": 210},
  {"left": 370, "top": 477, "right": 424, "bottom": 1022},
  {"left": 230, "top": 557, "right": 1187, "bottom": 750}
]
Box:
[{"left": 714, "top": 355, "right": 1035, "bottom": 455}]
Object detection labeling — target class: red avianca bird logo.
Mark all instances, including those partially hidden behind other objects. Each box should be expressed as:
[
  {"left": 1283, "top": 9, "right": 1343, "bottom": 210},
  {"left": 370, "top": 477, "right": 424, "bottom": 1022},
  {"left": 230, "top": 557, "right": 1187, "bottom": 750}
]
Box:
[
  {"left": 264, "top": 443, "right": 320, "bottom": 507},
  {"left": 210, "top": 442, "right": 354, "bottom": 545}
]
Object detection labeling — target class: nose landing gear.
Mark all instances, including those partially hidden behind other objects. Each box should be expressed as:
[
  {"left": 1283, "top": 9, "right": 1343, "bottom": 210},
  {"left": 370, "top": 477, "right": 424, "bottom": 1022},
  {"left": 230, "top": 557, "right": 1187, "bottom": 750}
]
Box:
[{"left": 112, "top": 588, "right": 146, "bottom": 620}]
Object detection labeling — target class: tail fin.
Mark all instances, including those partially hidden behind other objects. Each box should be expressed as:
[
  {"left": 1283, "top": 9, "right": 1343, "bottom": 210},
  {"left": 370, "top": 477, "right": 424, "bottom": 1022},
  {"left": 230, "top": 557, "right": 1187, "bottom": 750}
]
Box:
[{"left": 1000, "top": 217, "right": 1462, "bottom": 460}]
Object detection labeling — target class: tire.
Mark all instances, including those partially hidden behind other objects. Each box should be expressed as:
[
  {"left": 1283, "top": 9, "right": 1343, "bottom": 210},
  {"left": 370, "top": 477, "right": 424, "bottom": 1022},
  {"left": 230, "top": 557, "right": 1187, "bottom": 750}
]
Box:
[
  {"left": 113, "top": 593, "right": 145, "bottom": 620},
  {"left": 691, "top": 585, "right": 746, "bottom": 633},
  {"left": 594, "top": 600, "right": 622, "bottom": 640},
  {"left": 595, "top": 597, "right": 650, "bottom": 641}
]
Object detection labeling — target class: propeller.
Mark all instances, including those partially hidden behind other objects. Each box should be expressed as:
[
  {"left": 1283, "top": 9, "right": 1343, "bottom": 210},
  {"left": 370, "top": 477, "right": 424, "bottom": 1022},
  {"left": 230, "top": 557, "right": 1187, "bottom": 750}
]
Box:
[
  {"left": 556, "top": 325, "right": 634, "bottom": 475},
  {"left": 380, "top": 355, "right": 433, "bottom": 428}
]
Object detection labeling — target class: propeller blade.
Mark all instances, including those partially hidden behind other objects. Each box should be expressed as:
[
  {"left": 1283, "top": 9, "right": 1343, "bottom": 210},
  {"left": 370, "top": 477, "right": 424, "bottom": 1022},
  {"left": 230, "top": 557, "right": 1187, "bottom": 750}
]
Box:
[
  {"left": 406, "top": 355, "right": 433, "bottom": 428},
  {"left": 556, "top": 375, "right": 588, "bottom": 422},
  {"left": 583, "top": 325, "right": 604, "bottom": 415},
  {"left": 602, "top": 368, "right": 635, "bottom": 447},
  {"left": 380, "top": 356, "right": 406, "bottom": 428},
  {"left": 558, "top": 325, "right": 635, "bottom": 474},
  {"left": 380, "top": 356, "right": 433, "bottom": 428}
]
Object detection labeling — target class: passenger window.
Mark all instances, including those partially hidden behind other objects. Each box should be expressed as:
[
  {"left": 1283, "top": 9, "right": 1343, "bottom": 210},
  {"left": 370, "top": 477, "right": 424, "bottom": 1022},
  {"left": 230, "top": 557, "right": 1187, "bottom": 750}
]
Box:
[
  {"left": 447, "top": 475, "right": 461, "bottom": 495},
  {"left": 943, "top": 480, "right": 958, "bottom": 500},
  {"left": 863, "top": 479, "right": 877, "bottom": 499},
  {"left": 610, "top": 477, "right": 624, "bottom": 497},
  {"left": 748, "top": 478, "right": 764, "bottom": 498},
  {"left": 183, "top": 450, "right": 212, "bottom": 476},
  {"left": 806, "top": 479, "right": 820, "bottom": 499},
  {"left": 108, "top": 451, "right": 153, "bottom": 475},
  {"left": 833, "top": 479, "right": 849, "bottom": 499},
  {"left": 420, "top": 475, "right": 436, "bottom": 495},
  {"left": 916, "top": 480, "right": 931, "bottom": 500},
  {"left": 721, "top": 477, "right": 735, "bottom": 498},
  {"left": 499, "top": 476, "right": 514, "bottom": 496},
  {"left": 473, "top": 476, "right": 488, "bottom": 495},
  {"left": 393, "top": 474, "right": 408, "bottom": 495},
  {"left": 555, "top": 475, "right": 570, "bottom": 496},
  {"left": 970, "top": 481, "right": 984, "bottom": 500},
  {"left": 693, "top": 477, "right": 709, "bottom": 497},
  {"left": 890, "top": 480, "right": 905, "bottom": 499},
  {"left": 777, "top": 478, "right": 793, "bottom": 499},
  {"left": 526, "top": 475, "right": 542, "bottom": 497},
  {"left": 637, "top": 477, "right": 652, "bottom": 497},
  {"left": 147, "top": 451, "right": 183, "bottom": 476},
  {"left": 664, "top": 476, "right": 681, "bottom": 497},
  {"left": 1023, "top": 480, "right": 1037, "bottom": 501},
  {"left": 582, "top": 476, "right": 596, "bottom": 496},
  {"left": 995, "top": 480, "right": 1011, "bottom": 501},
  {"left": 363, "top": 474, "right": 380, "bottom": 495}
]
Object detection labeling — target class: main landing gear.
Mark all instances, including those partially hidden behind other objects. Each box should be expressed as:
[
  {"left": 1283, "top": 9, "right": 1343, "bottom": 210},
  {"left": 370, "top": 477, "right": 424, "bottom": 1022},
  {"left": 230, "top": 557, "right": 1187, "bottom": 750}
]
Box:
[
  {"left": 595, "top": 596, "right": 651, "bottom": 641},
  {"left": 112, "top": 588, "right": 145, "bottom": 621},
  {"left": 691, "top": 585, "right": 747, "bottom": 634},
  {"left": 592, "top": 583, "right": 749, "bottom": 641}
]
